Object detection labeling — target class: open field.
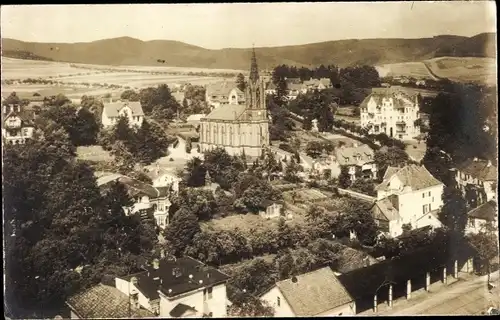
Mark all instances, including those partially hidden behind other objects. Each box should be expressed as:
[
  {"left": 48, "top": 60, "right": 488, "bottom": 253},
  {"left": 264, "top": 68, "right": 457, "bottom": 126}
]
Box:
[
  {"left": 376, "top": 57, "right": 496, "bottom": 86},
  {"left": 425, "top": 57, "right": 496, "bottom": 85},
  {"left": 375, "top": 61, "right": 436, "bottom": 80},
  {"left": 1, "top": 57, "right": 230, "bottom": 98},
  {"left": 76, "top": 146, "right": 114, "bottom": 162}
]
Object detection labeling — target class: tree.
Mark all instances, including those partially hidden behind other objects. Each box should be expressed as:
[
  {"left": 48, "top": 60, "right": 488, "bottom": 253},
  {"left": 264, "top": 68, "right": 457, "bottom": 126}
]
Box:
[
  {"left": 439, "top": 186, "right": 468, "bottom": 235},
  {"left": 120, "top": 89, "right": 140, "bottom": 102},
  {"left": 338, "top": 166, "right": 351, "bottom": 189},
  {"left": 184, "top": 157, "right": 206, "bottom": 187},
  {"left": 350, "top": 178, "right": 376, "bottom": 196},
  {"left": 71, "top": 107, "right": 100, "bottom": 146},
  {"left": 173, "top": 188, "right": 218, "bottom": 221},
  {"left": 306, "top": 141, "right": 324, "bottom": 159},
  {"left": 163, "top": 209, "right": 201, "bottom": 256},
  {"left": 233, "top": 173, "right": 282, "bottom": 213},
  {"left": 284, "top": 158, "right": 302, "bottom": 183},
  {"left": 374, "top": 146, "right": 410, "bottom": 180},
  {"left": 236, "top": 73, "right": 246, "bottom": 92},
  {"left": 227, "top": 297, "right": 275, "bottom": 317},
  {"left": 332, "top": 200, "right": 379, "bottom": 245},
  {"left": 467, "top": 231, "right": 499, "bottom": 280},
  {"left": 139, "top": 84, "right": 180, "bottom": 121},
  {"left": 306, "top": 205, "right": 326, "bottom": 222}
]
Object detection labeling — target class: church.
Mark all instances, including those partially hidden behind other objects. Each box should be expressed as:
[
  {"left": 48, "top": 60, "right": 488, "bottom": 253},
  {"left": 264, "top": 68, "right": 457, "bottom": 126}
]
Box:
[{"left": 199, "top": 49, "right": 269, "bottom": 158}]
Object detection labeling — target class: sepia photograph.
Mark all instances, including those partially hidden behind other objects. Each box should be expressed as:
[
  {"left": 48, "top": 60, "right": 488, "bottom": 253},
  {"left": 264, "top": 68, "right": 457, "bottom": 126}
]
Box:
[{"left": 1, "top": 1, "right": 498, "bottom": 318}]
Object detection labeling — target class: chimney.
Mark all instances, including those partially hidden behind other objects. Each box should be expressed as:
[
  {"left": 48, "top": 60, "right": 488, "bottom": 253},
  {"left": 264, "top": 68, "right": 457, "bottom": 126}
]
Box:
[
  {"left": 207, "top": 273, "right": 210, "bottom": 279},
  {"left": 487, "top": 160, "right": 492, "bottom": 167},
  {"left": 473, "top": 157, "right": 478, "bottom": 162},
  {"left": 153, "top": 258, "right": 159, "bottom": 270},
  {"left": 131, "top": 276, "right": 138, "bottom": 287}
]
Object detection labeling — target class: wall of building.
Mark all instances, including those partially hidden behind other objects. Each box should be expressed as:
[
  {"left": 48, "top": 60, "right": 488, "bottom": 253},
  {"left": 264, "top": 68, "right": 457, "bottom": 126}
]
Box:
[
  {"left": 115, "top": 277, "right": 152, "bottom": 312},
  {"left": 397, "top": 184, "right": 444, "bottom": 225},
  {"left": 260, "top": 287, "right": 295, "bottom": 317},
  {"left": 316, "top": 302, "right": 356, "bottom": 316},
  {"left": 159, "top": 283, "right": 228, "bottom": 318}
]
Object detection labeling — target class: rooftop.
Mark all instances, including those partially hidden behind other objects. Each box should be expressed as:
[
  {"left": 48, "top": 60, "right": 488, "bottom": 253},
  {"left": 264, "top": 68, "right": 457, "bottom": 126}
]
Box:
[
  {"left": 202, "top": 103, "right": 247, "bottom": 121},
  {"left": 66, "top": 284, "right": 154, "bottom": 319},
  {"left": 375, "top": 164, "right": 443, "bottom": 192},
  {"left": 373, "top": 195, "right": 401, "bottom": 221},
  {"left": 335, "top": 144, "right": 374, "bottom": 166},
  {"left": 270, "top": 266, "right": 353, "bottom": 316},
  {"left": 456, "top": 158, "right": 497, "bottom": 181},
  {"left": 468, "top": 200, "right": 497, "bottom": 221},
  {"left": 117, "top": 257, "right": 230, "bottom": 300},
  {"left": 360, "top": 89, "right": 417, "bottom": 110},
  {"left": 103, "top": 100, "right": 144, "bottom": 118}
]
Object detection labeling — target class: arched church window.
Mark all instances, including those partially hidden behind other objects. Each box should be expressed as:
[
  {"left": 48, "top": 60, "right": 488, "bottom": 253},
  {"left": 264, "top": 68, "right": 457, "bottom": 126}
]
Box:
[
  {"left": 229, "top": 126, "right": 233, "bottom": 145},
  {"left": 221, "top": 126, "right": 226, "bottom": 145}
]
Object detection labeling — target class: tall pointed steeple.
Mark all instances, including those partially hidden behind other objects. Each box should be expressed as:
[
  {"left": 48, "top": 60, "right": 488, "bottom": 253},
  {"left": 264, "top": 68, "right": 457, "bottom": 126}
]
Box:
[{"left": 249, "top": 46, "right": 259, "bottom": 83}]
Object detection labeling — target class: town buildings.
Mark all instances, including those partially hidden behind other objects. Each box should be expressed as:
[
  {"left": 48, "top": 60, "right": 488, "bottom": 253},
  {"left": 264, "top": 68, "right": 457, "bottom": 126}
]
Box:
[
  {"left": 66, "top": 283, "right": 154, "bottom": 319},
  {"left": 97, "top": 174, "right": 173, "bottom": 229},
  {"left": 372, "top": 165, "right": 444, "bottom": 238},
  {"left": 2, "top": 102, "right": 35, "bottom": 145},
  {"left": 199, "top": 50, "right": 269, "bottom": 158},
  {"left": 359, "top": 89, "right": 421, "bottom": 141},
  {"left": 465, "top": 200, "right": 498, "bottom": 235},
  {"left": 334, "top": 143, "right": 377, "bottom": 181},
  {"left": 454, "top": 158, "right": 497, "bottom": 208},
  {"left": 115, "top": 256, "right": 230, "bottom": 318},
  {"left": 260, "top": 266, "right": 356, "bottom": 317},
  {"left": 102, "top": 100, "right": 144, "bottom": 129},
  {"left": 205, "top": 81, "right": 245, "bottom": 110}
]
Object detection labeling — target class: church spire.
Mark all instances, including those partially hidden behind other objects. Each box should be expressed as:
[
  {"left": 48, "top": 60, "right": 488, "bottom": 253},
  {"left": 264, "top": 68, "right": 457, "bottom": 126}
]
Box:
[{"left": 249, "top": 46, "right": 259, "bottom": 83}]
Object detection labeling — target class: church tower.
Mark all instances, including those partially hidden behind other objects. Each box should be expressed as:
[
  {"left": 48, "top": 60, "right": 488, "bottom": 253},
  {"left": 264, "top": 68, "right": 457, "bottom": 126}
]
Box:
[{"left": 242, "top": 47, "right": 269, "bottom": 154}]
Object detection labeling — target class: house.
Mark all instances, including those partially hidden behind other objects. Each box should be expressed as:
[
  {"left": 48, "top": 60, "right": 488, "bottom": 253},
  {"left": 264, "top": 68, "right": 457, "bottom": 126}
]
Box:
[
  {"left": 205, "top": 81, "right": 245, "bottom": 110},
  {"left": 312, "top": 155, "right": 342, "bottom": 179},
  {"left": 2, "top": 103, "right": 35, "bottom": 145},
  {"left": 146, "top": 165, "right": 181, "bottom": 192},
  {"left": 259, "top": 200, "right": 287, "bottom": 220},
  {"left": 101, "top": 100, "right": 144, "bottom": 129},
  {"left": 97, "top": 174, "right": 173, "bottom": 229},
  {"left": 286, "top": 83, "right": 305, "bottom": 100},
  {"left": 454, "top": 158, "right": 497, "bottom": 208},
  {"left": 265, "top": 82, "right": 277, "bottom": 95},
  {"left": 466, "top": 200, "right": 498, "bottom": 235},
  {"left": 66, "top": 283, "right": 154, "bottom": 319},
  {"left": 359, "top": 88, "right": 421, "bottom": 141},
  {"left": 335, "top": 143, "right": 377, "bottom": 181},
  {"left": 115, "top": 256, "right": 230, "bottom": 318},
  {"left": 303, "top": 78, "right": 332, "bottom": 91},
  {"left": 260, "top": 266, "right": 356, "bottom": 317},
  {"left": 372, "top": 165, "right": 444, "bottom": 238}
]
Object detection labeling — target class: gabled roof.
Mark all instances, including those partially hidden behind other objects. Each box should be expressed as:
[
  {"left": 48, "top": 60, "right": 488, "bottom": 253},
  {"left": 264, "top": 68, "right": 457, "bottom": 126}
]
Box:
[
  {"left": 66, "top": 284, "right": 154, "bottom": 319},
  {"left": 202, "top": 103, "right": 247, "bottom": 121},
  {"left": 468, "top": 200, "right": 497, "bottom": 221},
  {"left": 186, "top": 114, "right": 206, "bottom": 122},
  {"left": 360, "top": 89, "right": 416, "bottom": 109},
  {"left": 97, "top": 174, "right": 166, "bottom": 199},
  {"left": 335, "top": 144, "right": 374, "bottom": 166},
  {"left": 456, "top": 159, "right": 497, "bottom": 181},
  {"left": 103, "top": 101, "right": 144, "bottom": 118},
  {"left": 118, "top": 257, "right": 230, "bottom": 300},
  {"left": 272, "top": 266, "right": 353, "bottom": 316},
  {"left": 373, "top": 195, "right": 400, "bottom": 221},
  {"left": 206, "top": 81, "right": 238, "bottom": 97},
  {"left": 375, "top": 165, "right": 443, "bottom": 192}
]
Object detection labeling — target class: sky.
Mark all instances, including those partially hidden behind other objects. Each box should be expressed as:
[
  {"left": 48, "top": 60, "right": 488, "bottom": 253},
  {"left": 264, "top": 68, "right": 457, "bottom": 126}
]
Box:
[{"left": 1, "top": 2, "right": 496, "bottom": 49}]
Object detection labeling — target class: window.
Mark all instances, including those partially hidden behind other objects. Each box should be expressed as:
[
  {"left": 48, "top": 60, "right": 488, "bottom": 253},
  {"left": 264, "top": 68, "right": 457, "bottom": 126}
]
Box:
[
  {"left": 422, "top": 204, "right": 430, "bottom": 214},
  {"left": 277, "top": 297, "right": 281, "bottom": 307},
  {"left": 422, "top": 193, "right": 425, "bottom": 198},
  {"left": 432, "top": 197, "right": 434, "bottom": 203},
  {"left": 208, "top": 286, "right": 213, "bottom": 299},
  {"left": 428, "top": 192, "right": 431, "bottom": 197}
]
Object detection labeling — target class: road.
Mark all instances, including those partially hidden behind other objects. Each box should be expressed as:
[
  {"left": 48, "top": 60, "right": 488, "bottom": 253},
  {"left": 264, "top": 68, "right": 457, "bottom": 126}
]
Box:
[{"left": 378, "top": 273, "right": 499, "bottom": 316}]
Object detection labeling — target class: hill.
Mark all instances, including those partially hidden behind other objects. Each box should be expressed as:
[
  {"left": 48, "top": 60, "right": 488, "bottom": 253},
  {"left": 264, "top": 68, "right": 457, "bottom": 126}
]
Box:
[{"left": 1, "top": 33, "right": 495, "bottom": 70}]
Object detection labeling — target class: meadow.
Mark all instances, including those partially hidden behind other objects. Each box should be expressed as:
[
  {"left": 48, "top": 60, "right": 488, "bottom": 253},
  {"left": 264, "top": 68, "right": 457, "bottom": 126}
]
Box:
[
  {"left": 1, "top": 57, "right": 232, "bottom": 98},
  {"left": 375, "top": 57, "right": 497, "bottom": 86}
]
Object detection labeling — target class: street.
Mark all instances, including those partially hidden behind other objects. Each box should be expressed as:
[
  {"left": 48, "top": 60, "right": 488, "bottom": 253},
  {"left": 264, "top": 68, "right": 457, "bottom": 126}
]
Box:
[{"left": 374, "top": 272, "right": 500, "bottom": 316}]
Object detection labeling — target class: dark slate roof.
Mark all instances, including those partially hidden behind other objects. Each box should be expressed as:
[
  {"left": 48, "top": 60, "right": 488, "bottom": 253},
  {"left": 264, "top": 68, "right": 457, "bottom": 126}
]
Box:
[
  {"left": 66, "top": 284, "right": 154, "bottom": 319},
  {"left": 375, "top": 165, "right": 443, "bottom": 191},
  {"left": 169, "top": 303, "right": 197, "bottom": 317},
  {"left": 468, "top": 200, "right": 497, "bottom": 221},
  {"left": 274, "top": 267, "right": 353, "bottom": 316},
  {"left": 373, "top": 196, "right": 400, "bottom": 221},
  {"left": 118, "top": 257, "right": 230, "bottom": 300},
  {"left": 456, "top": 159, "right": 497, "bottom": 181}
]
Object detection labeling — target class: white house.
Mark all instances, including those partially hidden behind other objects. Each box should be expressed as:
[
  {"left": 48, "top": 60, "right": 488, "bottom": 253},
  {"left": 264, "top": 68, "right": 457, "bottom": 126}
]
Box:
[
  {"left": 372, "top": 165, "right": 444, "bottom": 238},
  {"left": 359, "top": 89, "right": 421, "bottom": 141},
  {"left": 2, "top": 103, "right": 35, "bottom": 145},
  {"left": 311, "top": 155, "right": 342, "bottom": 179},
  {"left": 259, "top": 201, "right": 289, "bottom": 220},
  {"left": 455, "top": 158, "right": 497, "bottom": 208},
  {"left": 205, "top": 81, "right": 244, "bottom": 110},
  {"left": 465, "top": 200, "right": 498, "bottom": 235},
  {"left": 97, "top": 174, "right": 173, "bottom": 230},
  {"left": 147, "top": 165, "right": 181, "bottom": 192},
  {"left": 115, "top": 256, "right": 230, "bottom": 318},
  {"left": 335, "top": 143, "right": 377, "bottom": 181},
  {"left": 101, "top": 100, "right": 144, "bottom": 129},
  {"left": 265, "top": 82, "right": 277, "bottom": 95},
  {"left": 260, "top": 266, "right": 356, "bottom": 317}
]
